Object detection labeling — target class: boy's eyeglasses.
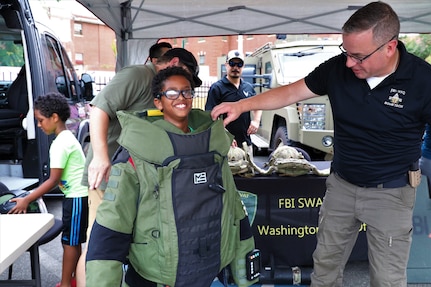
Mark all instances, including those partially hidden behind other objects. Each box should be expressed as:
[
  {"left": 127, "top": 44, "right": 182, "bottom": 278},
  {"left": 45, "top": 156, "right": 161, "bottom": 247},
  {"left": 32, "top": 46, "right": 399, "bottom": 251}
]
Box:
[
  {"left": 228, "top": 61, "right": 244, "bottom": 68},
  {"left": 158, "top": 89, "right": 195, "bottom": 100},
  {"left": 338, "top": 35, "right": 397, "bottom": 64}
]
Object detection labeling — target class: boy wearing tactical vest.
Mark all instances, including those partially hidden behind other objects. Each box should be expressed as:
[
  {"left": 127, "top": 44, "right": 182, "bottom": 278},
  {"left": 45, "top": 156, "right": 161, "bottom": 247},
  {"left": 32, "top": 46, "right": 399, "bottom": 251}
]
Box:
[{"left": 86, "top": 67, "right": 257, "bottom": 287}]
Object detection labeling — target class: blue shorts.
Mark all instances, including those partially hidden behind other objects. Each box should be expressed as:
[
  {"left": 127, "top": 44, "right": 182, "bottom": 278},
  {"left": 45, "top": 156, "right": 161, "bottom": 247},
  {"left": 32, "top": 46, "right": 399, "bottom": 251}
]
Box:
[{"left": 62, "top": 196, "right": 88, "bottom": 246}]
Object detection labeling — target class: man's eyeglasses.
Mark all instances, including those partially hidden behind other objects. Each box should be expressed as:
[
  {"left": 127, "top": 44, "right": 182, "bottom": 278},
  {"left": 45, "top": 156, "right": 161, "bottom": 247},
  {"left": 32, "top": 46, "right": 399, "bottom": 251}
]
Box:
[
  {"left": 228, "top": 60, "right": 244, "bottom": 68},
  {"left": 339, "top": 35, "right": 397, "bottom": 64},
  {"left": 157, "top": 89, "right": 195, "bottom": 100}
]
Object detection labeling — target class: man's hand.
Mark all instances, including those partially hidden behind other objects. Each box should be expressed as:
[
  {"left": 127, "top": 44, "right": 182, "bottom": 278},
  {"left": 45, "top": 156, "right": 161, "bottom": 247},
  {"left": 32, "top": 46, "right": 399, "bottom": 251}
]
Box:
[
  {"left": 211, "top": 102, "right": 242, "bottom": 126},
  {"left": 8, "top": 197, "right": 29, "bottom": 214},
  {"left": 247, "top": 120, "right": 260, "bottom": 135},
  {"left": 88, "top": 106, "right": 111, "bottom": 190},
  {"left": 88, "top": 156, "right": 111, "bottom": 190}
]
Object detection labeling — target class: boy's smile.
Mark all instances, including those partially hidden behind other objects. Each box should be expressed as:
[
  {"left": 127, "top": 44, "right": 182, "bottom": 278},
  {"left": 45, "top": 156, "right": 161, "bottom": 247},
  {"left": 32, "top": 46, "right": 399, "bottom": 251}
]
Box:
[{"left": 154, "top": 74, "right": 194, "bottom": 133}]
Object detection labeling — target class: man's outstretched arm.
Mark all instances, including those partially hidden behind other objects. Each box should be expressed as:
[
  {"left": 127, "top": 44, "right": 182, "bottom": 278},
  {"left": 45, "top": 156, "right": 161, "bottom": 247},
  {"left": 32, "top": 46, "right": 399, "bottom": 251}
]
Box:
[{"left": 211, "top": 79, "right": 317, "bottom": 126}]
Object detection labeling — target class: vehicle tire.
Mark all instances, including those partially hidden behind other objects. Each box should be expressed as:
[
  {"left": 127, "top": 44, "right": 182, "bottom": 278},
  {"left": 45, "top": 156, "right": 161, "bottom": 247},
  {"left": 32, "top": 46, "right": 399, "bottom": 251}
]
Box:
[
  {"left": 271, "top": 126, "right": 311, "bottom": 161},
  {"left": 271, "top": 126, "right": 292, "bottom": 150},
  {"left": 82, "top": 141, "right": 90, "bottom": 156},
  {"left": 292, "top": 146, "right": 312, "bottom": 161}
]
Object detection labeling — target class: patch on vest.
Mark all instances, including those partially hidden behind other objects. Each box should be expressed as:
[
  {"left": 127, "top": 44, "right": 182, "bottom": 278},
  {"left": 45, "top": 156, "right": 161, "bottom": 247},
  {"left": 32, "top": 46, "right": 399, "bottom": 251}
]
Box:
[{"left": 194, "top": 171, "right": 207, "bottom": 184}]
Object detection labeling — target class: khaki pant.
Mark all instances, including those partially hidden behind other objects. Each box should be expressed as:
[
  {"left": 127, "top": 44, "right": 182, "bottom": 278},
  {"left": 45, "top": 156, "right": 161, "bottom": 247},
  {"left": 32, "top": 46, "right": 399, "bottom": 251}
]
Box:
[
  {"left": 86, "top": 188, "right": 105, "bottom": 239},
  {"left": 311, "top": 173, "right": 415, "bottom": 287},
  {"left": 77, "top": 188, "right": 105, "bottom": 287}
]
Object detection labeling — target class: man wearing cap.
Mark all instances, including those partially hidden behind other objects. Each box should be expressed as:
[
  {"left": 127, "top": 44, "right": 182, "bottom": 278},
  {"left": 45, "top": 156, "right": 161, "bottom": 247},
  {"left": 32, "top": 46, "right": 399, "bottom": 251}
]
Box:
[
  {"left": 76, "top": 47, "right": 201, "bottom": 287},
  {"left": 147, "top": 41, "right": 172, "bottom": 65},
  {"left": 206, "top": 50, "right": 261, "bottom": 160}
]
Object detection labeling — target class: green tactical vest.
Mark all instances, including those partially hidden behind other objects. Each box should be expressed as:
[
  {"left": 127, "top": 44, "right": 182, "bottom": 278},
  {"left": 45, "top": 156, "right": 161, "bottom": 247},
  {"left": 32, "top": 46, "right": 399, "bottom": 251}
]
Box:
[{"left": 110, "top": 109, "right": 257, "bottom": 287}]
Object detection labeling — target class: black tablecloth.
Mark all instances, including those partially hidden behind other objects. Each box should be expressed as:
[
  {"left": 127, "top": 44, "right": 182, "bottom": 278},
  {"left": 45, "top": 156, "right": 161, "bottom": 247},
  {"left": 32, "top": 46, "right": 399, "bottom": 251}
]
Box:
[{"left": 234, "top": 174, "right": 368, "bottom": 269}]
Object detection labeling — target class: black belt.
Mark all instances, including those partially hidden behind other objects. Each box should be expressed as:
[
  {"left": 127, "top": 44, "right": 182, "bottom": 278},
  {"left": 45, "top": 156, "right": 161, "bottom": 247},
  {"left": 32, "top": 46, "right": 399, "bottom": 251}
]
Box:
[{"left": 336, "top": 172, "right": 408, "bottom": 188}]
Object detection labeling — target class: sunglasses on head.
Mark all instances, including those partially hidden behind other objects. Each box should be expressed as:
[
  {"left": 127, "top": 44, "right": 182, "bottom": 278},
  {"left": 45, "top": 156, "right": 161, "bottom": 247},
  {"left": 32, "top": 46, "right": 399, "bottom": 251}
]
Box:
[{"left": 228, "top": 60, "right": 244, "bottom": 68}]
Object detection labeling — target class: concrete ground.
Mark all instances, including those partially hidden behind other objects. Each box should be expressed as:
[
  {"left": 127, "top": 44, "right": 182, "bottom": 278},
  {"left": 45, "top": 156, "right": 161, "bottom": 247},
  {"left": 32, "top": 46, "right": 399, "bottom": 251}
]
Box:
[{"left": 1, "top": 153, "right": 430, "bottom": 287}]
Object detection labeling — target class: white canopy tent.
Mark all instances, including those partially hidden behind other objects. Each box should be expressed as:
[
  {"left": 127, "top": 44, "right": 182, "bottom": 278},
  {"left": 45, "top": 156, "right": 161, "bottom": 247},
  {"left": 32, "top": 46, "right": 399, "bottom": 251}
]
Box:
[{"left": 76, "top": 0, "right": 431, "bottom": 69}]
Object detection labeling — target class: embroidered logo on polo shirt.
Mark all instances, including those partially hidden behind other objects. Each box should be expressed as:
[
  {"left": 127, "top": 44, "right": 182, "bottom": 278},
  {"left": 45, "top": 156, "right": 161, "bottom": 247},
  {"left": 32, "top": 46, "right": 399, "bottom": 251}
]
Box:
[
  {"left": 384, "top": 88, "right": 405, "bottom": 109},
  {"left": 243, "top": 91, "right": 250, "bottom": 97}
]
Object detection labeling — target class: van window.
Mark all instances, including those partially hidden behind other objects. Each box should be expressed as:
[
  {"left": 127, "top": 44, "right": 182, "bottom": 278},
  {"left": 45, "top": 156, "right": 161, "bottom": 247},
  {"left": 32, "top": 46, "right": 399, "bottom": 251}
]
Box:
[
  {"left": 0, "top": 40, "right": 25, "bottom": 108},
  {"left": 60, "top": 44, "right": 79, "bottom": 101},
  {"left": 0, "top": 37, "right": 28, "bottom": 160},
  {"left": 0, "top": 40, "right": 25, "bottom": 67},
  {"left": 264, "top": 61, "right": 272, "bottom": 74},
  {"left": 42, "top": 34, "right": 71, "bottom": 99}
]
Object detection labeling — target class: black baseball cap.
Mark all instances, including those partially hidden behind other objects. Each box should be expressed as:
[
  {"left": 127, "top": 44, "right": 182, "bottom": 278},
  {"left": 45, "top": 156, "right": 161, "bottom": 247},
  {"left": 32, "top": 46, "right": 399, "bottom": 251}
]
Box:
[{"left": 163, "top": 48, "right": 202, "bottom": 87}]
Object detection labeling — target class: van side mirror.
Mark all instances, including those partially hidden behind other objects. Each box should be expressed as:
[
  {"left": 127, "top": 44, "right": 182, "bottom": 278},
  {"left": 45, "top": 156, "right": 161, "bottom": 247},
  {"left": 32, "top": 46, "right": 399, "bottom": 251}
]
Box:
[
  {"left": 55, "top": 76, "right": 66, "bottom": 95},
  {"left": 80, "top": 73, "right": 93, "bottom": 101}
]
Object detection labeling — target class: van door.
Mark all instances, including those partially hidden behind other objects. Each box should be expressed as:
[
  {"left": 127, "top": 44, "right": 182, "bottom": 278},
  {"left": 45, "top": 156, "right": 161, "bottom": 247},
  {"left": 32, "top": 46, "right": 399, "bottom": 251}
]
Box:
[{"left": 0, "top": 0, "right": 92, "bottom": 191}]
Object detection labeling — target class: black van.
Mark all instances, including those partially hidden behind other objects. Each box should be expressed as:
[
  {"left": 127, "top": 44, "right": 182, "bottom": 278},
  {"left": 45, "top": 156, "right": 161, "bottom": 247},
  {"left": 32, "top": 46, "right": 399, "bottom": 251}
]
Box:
[{"left": 0, "top": 0, "right": 93, "bottom": 193}]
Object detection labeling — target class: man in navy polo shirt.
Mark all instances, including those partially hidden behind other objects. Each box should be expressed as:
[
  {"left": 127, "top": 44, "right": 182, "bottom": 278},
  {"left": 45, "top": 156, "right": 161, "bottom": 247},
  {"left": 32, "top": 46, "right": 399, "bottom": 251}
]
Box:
[
  {"left": 205, "top": 50, "right": 262, "bottom": 160},
  {"left": 211, "top": 2, "right": 431, "bottom": 286}
]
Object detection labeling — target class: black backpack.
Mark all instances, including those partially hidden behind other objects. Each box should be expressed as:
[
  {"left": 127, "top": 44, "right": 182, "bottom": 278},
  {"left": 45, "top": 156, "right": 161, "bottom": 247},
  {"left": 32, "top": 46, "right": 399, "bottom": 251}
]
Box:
[{"left": 0, "top": 188, "right": 47, "bottom": 214}]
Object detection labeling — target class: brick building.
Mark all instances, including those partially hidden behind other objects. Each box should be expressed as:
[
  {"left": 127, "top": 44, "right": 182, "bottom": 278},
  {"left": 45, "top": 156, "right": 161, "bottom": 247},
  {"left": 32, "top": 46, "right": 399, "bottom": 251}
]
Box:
[
  {"left": 30, "top": 0, "right": 117, "bottom": 73},
  {"left": 70, "top": 17, "right": 116, "bottom": 72},
  {"left": 163, "top": 35, "right": 279, "bottom": 79}
]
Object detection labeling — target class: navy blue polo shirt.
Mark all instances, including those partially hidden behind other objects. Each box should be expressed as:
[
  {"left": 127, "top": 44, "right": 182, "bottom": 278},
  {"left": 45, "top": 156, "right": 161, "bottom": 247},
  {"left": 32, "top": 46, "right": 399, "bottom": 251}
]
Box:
[
  {"left": 305, "top": 41, "right": 431, "bottom": 186},
  {"left": 206, "top": 76, "right": 256, "bottom": 146}
]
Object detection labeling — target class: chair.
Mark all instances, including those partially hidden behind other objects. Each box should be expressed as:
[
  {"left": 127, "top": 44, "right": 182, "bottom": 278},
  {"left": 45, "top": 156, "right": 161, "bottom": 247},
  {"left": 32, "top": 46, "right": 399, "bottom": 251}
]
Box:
[
  {"left": 0, "top": 65, "right": 29, "bottom": 160},
  {"left": 0, "top": 65, "right": 29, "bottom": 129}
]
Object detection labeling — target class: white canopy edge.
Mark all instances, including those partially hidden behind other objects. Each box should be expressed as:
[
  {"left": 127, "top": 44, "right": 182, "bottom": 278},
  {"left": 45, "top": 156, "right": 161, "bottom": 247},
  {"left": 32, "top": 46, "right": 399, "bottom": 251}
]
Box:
[{"left": 77, "top": 0, "right": 431, "bottom": 69}]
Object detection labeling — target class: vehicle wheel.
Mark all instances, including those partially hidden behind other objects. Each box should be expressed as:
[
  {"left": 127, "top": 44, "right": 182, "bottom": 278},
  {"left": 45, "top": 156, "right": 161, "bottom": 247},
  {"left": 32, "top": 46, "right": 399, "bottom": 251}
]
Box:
[
  {"left": 271, "top": 126, "right": 311, "bottom": 161},
  {"left": 82, "top": 141, "right": 90, "bottom": 156},
  {"left": 271, "top": 126, "right": 291, "bottom": 150}
]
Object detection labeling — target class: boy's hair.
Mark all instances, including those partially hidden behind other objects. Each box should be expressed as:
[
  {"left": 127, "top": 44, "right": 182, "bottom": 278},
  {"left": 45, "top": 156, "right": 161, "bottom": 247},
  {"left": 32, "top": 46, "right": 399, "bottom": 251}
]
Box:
[
  {"left": 34, "top": 92, "right": 70, "bottom": 122},
  {"left": 152, "top": 66, "right": 195, "bottom": 99}
]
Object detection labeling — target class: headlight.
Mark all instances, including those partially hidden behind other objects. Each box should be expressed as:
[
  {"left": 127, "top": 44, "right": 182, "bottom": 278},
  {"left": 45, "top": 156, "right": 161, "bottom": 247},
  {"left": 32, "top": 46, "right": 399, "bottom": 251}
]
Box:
[
  {"left": 322, "top": 135, "right": 333, "bottom": 147},
  {"left": 302, "top": 104, "right": 325, "bottom": 130}
]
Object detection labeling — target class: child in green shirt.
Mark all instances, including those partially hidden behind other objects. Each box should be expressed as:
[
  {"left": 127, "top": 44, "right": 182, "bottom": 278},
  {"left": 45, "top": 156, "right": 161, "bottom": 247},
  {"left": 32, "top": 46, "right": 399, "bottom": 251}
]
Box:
[{"left": 10, "top": 92, "right": 88, "bottom": 287}]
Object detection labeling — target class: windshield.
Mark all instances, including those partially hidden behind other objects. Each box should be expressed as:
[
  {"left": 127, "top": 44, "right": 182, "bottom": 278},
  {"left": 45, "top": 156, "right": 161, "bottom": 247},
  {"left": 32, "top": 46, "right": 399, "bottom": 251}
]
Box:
[{"left": 275, "top": 45, "right": 340, "bottom": 85}]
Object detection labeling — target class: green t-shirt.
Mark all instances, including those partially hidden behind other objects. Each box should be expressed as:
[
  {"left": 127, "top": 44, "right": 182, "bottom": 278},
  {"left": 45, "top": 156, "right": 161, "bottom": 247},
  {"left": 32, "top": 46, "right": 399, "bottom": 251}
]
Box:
[
  {"left": 81, "top": 63, "right": 157, "bottom": 188},
  {"left": 51, "top": 130, "right": 88, "bottom": 198}
]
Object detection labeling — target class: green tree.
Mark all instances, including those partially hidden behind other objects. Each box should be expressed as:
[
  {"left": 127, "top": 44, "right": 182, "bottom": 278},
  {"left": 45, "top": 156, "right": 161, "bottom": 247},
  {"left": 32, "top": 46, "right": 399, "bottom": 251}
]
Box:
[
  {"left": 0, "top": 41, "right": 24, "bottom": 66},
  {"left": 402, "top": 34, "right": 431, "bottom": 63}
]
